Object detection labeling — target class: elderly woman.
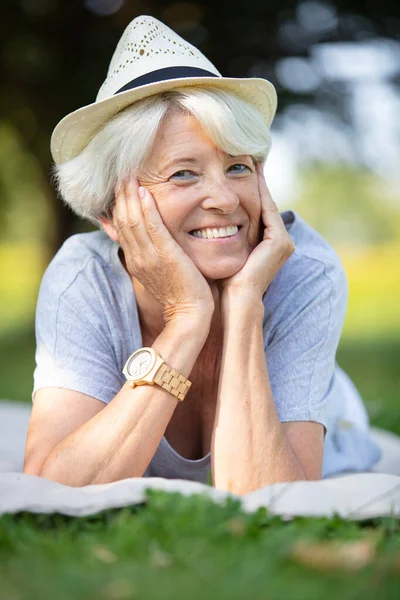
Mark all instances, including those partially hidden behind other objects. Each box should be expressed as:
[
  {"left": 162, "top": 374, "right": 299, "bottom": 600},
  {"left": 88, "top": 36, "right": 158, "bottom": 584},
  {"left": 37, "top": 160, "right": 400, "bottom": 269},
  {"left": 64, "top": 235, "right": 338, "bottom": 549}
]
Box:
[{"left": 23, "top": 16, "right": 381, "bottom": 493}]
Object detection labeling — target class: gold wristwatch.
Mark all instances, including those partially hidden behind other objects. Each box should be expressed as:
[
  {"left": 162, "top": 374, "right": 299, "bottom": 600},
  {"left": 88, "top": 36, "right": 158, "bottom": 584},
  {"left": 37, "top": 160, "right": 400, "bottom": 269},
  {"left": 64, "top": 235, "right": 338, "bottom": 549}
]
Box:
[{"left": 122, "top": 347, "right": 192, "bottom": 401}]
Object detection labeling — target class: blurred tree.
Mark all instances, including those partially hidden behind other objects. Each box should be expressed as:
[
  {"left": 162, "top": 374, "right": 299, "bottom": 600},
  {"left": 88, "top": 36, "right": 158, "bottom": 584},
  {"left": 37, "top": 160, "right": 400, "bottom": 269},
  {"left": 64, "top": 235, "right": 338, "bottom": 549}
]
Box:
[
  {"left": 0, "top": 122, "right": 53, "bottom": 243},
  {"left": 0, "top": 0, "right": 399, "bottom": 250}
]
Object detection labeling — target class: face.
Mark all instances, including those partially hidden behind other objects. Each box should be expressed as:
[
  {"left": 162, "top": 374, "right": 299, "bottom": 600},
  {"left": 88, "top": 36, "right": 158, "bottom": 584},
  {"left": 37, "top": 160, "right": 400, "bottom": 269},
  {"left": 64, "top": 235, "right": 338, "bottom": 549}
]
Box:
[{"left": 112, "top": 110, "right": 263, "bottom": 281}]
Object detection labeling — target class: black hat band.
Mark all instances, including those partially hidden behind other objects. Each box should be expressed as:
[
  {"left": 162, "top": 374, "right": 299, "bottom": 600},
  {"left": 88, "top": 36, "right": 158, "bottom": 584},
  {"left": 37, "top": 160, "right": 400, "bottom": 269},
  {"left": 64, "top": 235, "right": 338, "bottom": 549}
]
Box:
[{"left": 115, "top": 66, "right": 219, "bottom": 94}]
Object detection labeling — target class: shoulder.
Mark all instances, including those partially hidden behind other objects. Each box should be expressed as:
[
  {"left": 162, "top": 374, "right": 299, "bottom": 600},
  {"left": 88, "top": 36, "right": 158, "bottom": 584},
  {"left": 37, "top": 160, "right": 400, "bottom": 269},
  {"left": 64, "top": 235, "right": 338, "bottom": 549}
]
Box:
[
  {"left": 39, "top": 230, "right": 119, "bottom": 299},
  {"left": 282, "top": 210, "right": 346, "bottom": 283},
  {"left": 35, "top": 229, "right": 128, "bottom": 355},
  {"left": 33, "top": 231, "right": 129, "bottom": 404},
  {"left": 264, "top": 211, "right": 348, "bottom": 328},
  {"left": 274, "top": 210, "right": 347, "bottom": 295}
]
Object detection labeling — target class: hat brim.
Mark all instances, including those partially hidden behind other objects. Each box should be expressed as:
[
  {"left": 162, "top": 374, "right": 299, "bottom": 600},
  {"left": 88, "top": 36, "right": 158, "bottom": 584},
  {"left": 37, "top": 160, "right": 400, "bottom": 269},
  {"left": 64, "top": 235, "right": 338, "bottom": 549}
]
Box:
[{"left": 50, "top": 76, "right": 277, "bottom": 165}]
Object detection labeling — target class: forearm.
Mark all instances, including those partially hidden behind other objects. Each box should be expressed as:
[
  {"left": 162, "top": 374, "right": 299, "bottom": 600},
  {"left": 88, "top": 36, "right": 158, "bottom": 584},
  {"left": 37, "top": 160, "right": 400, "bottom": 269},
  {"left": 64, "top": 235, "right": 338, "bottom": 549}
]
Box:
[
  {"left": 211, "top": 295, "right": 305, "bottom": 495},
  {"left": 39, "top": 317, "right": 209, "bottom": 486}
]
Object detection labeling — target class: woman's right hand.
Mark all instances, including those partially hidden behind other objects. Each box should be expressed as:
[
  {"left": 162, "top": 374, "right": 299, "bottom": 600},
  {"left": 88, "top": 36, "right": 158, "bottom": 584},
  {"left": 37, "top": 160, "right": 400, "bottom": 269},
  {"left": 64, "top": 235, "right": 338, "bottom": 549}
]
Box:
[{"left": 113, "top": 177, "right": 215, "bottom": 325}]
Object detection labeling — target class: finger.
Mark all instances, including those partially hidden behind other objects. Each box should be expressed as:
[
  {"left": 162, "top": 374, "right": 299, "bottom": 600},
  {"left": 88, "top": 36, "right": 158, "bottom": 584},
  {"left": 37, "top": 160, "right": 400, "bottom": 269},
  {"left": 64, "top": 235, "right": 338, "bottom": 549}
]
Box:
[
  {"left": 113, "top": 179, "right": 128, "bottom": 232},
  {"left": 139, "top": 186, "right": 177, "bottom": 250},
  {"left": 125, "top": 178, "right": 152, "bottom": 242},
  {"left": 112, "top": 180, "right": 140, "bottom": 254},
  {"left": 256, "top": 164, "right": 286, "bottom": 232},
  {"left": 117, "top": 178, "right": 152, "bottom": 250}
]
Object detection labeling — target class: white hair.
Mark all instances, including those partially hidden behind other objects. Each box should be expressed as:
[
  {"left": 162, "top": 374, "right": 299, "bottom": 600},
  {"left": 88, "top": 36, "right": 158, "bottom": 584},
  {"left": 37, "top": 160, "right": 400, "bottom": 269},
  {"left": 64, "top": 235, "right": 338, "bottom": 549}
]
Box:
[{"left": 54, "top": 87, "right": 272, "bottom": 226}]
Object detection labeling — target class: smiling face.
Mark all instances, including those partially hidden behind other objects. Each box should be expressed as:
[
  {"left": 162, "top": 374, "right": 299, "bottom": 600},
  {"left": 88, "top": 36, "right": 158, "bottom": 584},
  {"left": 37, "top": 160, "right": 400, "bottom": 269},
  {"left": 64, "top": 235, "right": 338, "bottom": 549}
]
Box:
[{"left": 137, "top": 109, "right": 263, "bottom": 281}]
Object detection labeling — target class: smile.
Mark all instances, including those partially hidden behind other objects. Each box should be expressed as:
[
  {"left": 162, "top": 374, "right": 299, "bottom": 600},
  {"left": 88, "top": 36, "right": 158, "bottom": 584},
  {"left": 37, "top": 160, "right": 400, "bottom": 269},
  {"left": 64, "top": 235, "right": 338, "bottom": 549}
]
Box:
[{"left": 189, "top": 225, "right": 240, "bottom": 239}]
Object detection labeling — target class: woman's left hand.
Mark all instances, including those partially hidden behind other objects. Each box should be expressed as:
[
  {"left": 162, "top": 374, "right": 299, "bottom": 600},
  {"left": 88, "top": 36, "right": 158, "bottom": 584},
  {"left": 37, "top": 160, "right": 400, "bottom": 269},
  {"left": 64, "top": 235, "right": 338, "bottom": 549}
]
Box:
[{"left": 220, "top": 163, "right": 295, "bottom": 300}]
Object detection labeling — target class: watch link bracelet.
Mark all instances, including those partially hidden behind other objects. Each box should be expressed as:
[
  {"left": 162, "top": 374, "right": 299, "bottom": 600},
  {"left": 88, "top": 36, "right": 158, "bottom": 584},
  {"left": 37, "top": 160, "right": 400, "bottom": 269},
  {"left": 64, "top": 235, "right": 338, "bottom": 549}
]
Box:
[{"left": 122, "top": 347, "right": 192, "bottom": 401}]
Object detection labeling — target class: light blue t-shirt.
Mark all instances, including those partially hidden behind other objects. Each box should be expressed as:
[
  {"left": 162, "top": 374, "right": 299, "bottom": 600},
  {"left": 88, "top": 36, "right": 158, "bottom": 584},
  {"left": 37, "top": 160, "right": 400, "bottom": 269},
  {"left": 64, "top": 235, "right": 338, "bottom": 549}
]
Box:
[{"left": 33, "top": 211, "right": 381, "bottom": 479}]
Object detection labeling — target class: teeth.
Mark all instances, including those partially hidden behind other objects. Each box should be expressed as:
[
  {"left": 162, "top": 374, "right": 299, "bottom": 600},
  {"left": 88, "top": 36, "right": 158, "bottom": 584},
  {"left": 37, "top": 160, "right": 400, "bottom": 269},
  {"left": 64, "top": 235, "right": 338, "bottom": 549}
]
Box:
[{"left": 191, "top": 226, "right": 239, "bottom": 239}]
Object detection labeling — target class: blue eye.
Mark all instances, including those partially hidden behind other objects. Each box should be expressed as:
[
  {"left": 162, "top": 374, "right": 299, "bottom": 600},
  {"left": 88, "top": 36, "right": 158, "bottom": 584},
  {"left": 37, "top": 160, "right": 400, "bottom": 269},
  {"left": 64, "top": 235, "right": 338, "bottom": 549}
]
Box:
[
  {"left": 171, "top": 170, "right": 197, "bottom": 179},
  {"left": 229, "top": 164, "right": 251, "bottom": 173}
]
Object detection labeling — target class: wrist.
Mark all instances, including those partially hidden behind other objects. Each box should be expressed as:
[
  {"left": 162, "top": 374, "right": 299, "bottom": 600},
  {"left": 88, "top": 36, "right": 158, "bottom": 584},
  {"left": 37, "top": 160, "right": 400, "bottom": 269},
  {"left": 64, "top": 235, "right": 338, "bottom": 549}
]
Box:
[
  {"left": 163, "top": 312, "right": 212, "bottom": 343},
  {"left": 164, "top": 302, "right": 214, "bottom": 326},
  {"left": 221, "top": 288, "right": 264, "bottom": 320},
  {"left": 150, "top": 316, "right": 210, "bottom": 381}
]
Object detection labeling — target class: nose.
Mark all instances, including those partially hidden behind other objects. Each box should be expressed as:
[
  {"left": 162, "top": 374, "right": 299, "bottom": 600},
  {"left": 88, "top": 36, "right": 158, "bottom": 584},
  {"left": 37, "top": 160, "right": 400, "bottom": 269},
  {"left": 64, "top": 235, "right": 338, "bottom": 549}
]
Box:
[{"left": 200, "top": 174, "right": 240, "bottom": 214}]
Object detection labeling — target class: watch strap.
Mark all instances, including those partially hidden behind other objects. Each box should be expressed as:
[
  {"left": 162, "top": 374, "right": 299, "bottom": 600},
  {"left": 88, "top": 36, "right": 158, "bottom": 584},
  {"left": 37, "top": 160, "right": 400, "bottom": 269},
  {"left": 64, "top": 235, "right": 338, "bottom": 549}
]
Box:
[{"left": 154, "top": 362, "right": 192, "bottom": 401}]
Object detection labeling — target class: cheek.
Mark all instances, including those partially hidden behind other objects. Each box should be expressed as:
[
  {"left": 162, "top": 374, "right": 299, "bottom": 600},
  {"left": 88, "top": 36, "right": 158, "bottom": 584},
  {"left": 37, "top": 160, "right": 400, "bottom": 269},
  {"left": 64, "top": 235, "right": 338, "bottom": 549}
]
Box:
[
  {"left": 151, "top": 188, "right": 195, "bottom": 235},
  {"left": 242, "top": 186, "right": 261, "bottom": 223},
  {"left": 240, "top": 185, "right": 262, "bottom": 245}
]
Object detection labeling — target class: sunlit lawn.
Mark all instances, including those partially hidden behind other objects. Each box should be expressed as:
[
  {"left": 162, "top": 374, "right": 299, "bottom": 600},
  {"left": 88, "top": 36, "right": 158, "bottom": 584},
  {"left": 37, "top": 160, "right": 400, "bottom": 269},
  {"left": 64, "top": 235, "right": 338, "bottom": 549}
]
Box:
[
  {"left": 1, "top": 493, "right": 399, "bottom": 600},
  {"left": 337, "top": 242, "right": 400, "bottom": 340}
]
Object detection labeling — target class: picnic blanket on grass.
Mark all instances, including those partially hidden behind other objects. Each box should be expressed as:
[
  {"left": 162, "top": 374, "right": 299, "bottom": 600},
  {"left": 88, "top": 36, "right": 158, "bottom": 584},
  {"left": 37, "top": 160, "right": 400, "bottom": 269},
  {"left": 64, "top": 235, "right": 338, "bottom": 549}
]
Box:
[{"left": 1, "top": 400, "right": 399, "bottom": 520}]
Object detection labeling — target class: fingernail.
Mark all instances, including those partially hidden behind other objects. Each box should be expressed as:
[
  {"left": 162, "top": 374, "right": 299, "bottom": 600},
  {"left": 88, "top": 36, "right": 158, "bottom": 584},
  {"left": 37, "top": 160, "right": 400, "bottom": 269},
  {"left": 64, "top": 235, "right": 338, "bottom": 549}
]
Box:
[{"left": 138, "top": 186, "right": 145, "bottom": 199}]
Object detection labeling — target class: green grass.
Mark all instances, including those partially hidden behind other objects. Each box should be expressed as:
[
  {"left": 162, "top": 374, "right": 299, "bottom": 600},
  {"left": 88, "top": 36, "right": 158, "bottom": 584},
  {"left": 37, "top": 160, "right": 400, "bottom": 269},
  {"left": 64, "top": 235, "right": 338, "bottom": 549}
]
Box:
[
  {"left": 0, "top": 327, "right": 36, "bottom": 403},
  {"left": 336, "top": 339, "right": 400, "bottom": 436},
  {"left": 1, "top": 329, "right": 399, "bottom": 599},
  {"left": 1, "top": 492, "right": 399, "bottom": 600}
]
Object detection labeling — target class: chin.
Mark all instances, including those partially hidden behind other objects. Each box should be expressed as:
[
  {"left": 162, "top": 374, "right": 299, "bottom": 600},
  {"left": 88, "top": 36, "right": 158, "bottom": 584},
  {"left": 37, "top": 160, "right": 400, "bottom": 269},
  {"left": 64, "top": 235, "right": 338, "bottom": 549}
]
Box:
[{"left": 196, "top": 257, "right": 246, "bottom": 281}]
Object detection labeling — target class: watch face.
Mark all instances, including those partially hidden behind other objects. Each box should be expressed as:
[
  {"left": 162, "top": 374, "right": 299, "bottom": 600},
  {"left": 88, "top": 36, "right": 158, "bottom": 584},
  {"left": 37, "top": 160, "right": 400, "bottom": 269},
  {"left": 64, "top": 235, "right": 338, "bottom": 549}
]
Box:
[{"left": 126, "top": 349, "right": 154, "bottom": 380}]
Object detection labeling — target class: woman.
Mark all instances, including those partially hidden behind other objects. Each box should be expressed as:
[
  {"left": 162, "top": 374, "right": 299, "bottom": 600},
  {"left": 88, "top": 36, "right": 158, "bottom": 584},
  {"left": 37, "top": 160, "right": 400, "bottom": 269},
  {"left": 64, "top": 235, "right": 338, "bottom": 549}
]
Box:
[{"left": 23, "top": 16, "right": 381, "bottom": 493}]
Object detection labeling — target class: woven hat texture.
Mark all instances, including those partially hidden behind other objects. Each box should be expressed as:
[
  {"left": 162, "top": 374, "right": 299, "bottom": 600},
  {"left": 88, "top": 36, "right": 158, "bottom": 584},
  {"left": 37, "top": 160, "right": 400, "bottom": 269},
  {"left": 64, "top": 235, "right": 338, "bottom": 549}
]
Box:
[{"left": 51, "top": 15, "right": 277, "bottom": 165}]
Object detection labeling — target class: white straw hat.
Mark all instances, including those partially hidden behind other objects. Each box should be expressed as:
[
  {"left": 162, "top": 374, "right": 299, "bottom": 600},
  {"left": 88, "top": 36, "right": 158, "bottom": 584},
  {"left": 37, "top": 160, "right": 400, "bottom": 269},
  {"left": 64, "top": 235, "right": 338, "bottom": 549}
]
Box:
[{"left": 51, "top": 15, "right": 277, "bottom": 165}]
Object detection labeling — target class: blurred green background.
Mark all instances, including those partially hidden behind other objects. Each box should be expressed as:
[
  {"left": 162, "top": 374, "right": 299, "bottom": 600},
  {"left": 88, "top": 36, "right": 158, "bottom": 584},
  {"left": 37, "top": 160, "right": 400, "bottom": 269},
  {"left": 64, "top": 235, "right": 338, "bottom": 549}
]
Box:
[{"left": 0, "top": 0, "right": 399, "bottom": 433}]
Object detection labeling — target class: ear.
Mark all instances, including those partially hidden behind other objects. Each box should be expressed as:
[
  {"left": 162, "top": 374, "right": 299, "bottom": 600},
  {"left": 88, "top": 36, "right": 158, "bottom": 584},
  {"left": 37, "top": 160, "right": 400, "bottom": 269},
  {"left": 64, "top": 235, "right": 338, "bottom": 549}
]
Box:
[{"left": 99, "top": 216, "right": 119, "bottom": 243}]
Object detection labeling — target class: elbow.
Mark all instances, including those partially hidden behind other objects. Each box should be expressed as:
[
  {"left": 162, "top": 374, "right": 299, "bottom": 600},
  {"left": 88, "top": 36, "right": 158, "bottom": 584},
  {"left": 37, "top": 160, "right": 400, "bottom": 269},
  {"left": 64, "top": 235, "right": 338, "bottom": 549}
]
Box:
[
  {"left": 22, "top": 458, "right": 55, "bottom": 481},
  {"left": 22, "top": 454, "right": 79, "bottom": 486},
  {"left": 22, "top": 454, "right": 46, "bottom": 478}
]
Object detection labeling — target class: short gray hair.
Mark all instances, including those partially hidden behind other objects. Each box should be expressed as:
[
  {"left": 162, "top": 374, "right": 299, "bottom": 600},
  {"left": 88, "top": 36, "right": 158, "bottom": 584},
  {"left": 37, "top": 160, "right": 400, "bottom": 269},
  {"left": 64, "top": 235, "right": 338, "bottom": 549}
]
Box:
[{"left": 54, "top": 87, "right": 272, "bottom": 226}]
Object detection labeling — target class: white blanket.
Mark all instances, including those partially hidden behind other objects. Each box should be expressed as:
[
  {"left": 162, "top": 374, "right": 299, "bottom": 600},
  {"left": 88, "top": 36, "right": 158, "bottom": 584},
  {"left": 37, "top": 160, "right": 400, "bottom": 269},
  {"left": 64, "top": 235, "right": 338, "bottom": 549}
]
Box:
[{"left": 1, "top": 401, "right": 399, "bottom": 520}]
